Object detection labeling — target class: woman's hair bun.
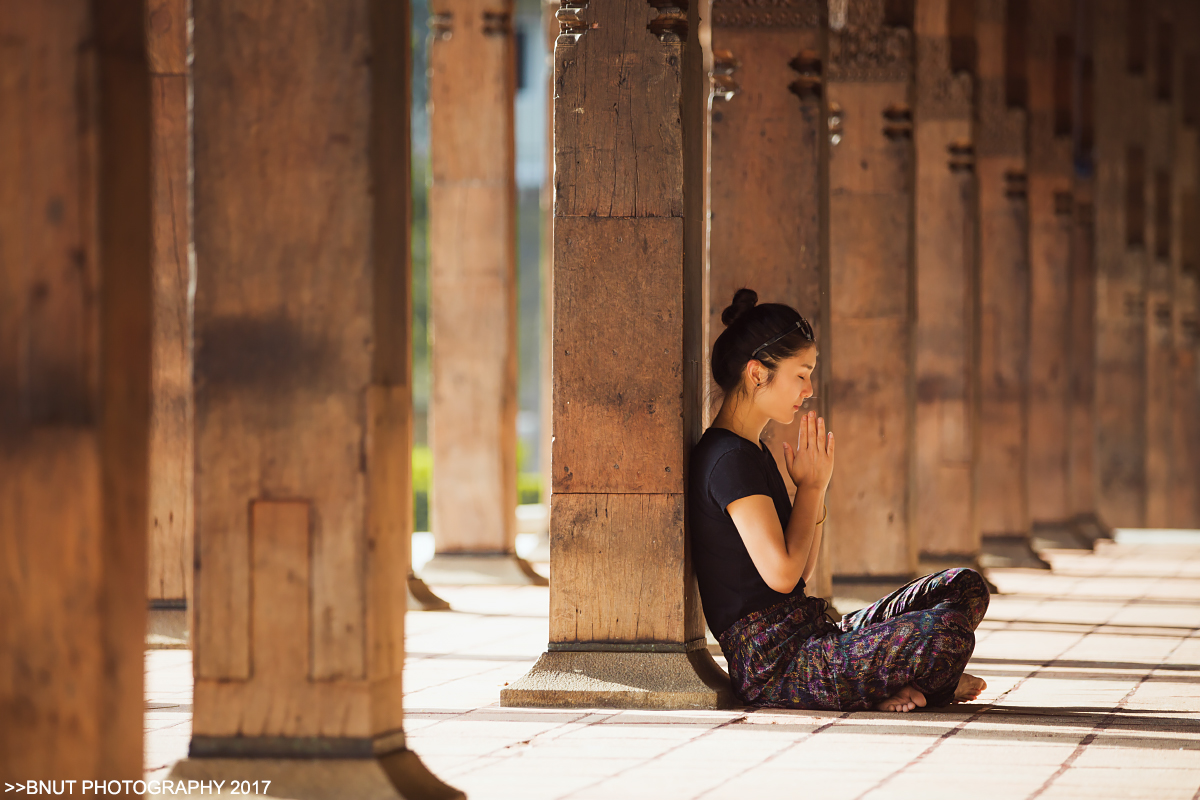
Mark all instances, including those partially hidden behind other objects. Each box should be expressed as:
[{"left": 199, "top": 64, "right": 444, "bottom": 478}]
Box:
[{"left": 721, "top": 288, "right": 758, "bottom": 327}]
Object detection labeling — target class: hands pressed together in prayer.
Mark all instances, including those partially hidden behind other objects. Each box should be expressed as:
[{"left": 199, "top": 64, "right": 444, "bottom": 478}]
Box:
[{"left": 782, "top": 411, "right": 834, "bottom": 493}]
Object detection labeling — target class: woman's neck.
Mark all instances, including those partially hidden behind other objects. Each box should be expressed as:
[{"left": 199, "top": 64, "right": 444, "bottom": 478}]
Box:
[{"left": 712, "top": 396, "right": 769, "bottom": 445}]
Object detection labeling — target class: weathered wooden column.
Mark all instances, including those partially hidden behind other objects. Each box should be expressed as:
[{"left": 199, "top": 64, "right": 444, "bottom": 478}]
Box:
[
  {"left": 1170, "top": 1, "right": 1200, "bottom": 529},
  {"left": 0, "top": 0, "right": 151, "bottom": 780},
  {"left": 708, "top": 0, "right": 832, "bottom": 600},
  {"left": 145, "top": 0, "right": 194, "bottom": 646},
  {"left": 171, "top": 4, "right": 460, "bottom": 797},
  {"left": 423, "top": 0, "right": 543, "bottom": 586},
  {"left": 503, "top": 1, "right": 732, "bottom": 709},
  {"left": 1067, "top": 0, "right": 1101, "bottom": 544},
  {"left": 913, "top": 0, "right": 977, "bottom": 570},
  {"left": 1144, "top": 1, "right": 1176, "bottom": 528},
  {"left": 826, "top": 0, "right": 918, "bottom": 587},
  {"left": 1093, "top": 0, "right": 1148, "bottom": 529},
  {"left": 1024, "top": 0, "right": 1075, "bottom": 541},
  {"left": 974, "top": 0, "right": 1038, "bottom": 566}
]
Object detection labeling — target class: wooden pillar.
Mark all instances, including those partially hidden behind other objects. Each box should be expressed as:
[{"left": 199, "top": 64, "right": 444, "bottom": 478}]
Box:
[
  {"left": 1093, "top": 0, "right": 1148, "bottom": 529},
  {"left": 0, "top": 0, "right": 151, "bottom": 780},
  {"left": 145, "top": 0, "right": 194, "bottom": 645},
  {"left": 423, "top": 0, "right": 543, "bottom": 585},
  {"left": 1170, "top": 2, "right": 1200, "bottom": 528},
  {"left": 708, "top": 0, "right": 832, "bottom": 600},
  {"left": 1144, "top": 0, "right": 1176, "bottom": 528},
  {"left": 913, "top": 0, "right": 977, "bottom": 568},
  {"left": 826, "top": 0, "right": 918, "bottom": 585},
  {"left": 974, "top": 0, "right": 1039, "bottom": 565},
  {"left": 1024, "top": 0, "right": 1075, "bottom": 538},
  {"left": 503, "top": 1, "right": 732, "bottom": 709},
  {"left": 1067, "top": 0, "right": 1101, "bottom": 544},
  {"left": 172, "top": 4, "right": 460, "bottom": 797}
]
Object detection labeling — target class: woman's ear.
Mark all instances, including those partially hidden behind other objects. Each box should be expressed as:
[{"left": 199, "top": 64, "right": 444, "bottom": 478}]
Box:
[{"left": 746, "top": 359, "right": 765, "bottom": 388}]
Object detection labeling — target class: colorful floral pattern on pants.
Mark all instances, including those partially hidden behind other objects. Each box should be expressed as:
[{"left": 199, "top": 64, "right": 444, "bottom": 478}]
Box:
[{"left": 717, "top": 568, "right": 990, "bottom": 711}]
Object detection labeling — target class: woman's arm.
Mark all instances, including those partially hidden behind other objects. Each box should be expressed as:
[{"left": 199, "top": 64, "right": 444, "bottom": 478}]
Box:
[
  {"left": 801, "top": 492, "right": 825, "bottom": 585},
  {"left": 727, "top": 412, "right": 834, "bottom": 593},
  {"left": 727, "top": 486, "right": 826, "bottom": 593}
]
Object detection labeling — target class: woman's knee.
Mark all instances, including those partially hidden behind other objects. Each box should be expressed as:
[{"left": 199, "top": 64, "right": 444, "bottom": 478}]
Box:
[{"left": 943, "top": 568, "right": 990, "bottom": 627}]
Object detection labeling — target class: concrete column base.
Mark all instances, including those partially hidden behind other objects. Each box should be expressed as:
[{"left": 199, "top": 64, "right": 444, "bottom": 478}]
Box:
[
  {"left": 419, "top": 553, "right": 548, "bottom": 586},
  {"left": 524, "top": 530, "right": 551, "bottom": 562},
  {"left": 500, "top": 646, "right": 733, "bottom": 709},
  {"left": 406, "top": 572, "right": 451, "bottom": 611},
  {"left": 147, "top": 600, "right": 189, "bottom": 649},
  {"left": 1071, "top": 514, "right": 1111, "bottom": 548},
  {"left": 168, "top": 749, "right": 462, "bottom": 800},
  {"left": 1029, "top": 521, "right": 1092, "bottom": 551},
  {"left": 980, "top": 534, "right": 1052, "bottom": 569}
]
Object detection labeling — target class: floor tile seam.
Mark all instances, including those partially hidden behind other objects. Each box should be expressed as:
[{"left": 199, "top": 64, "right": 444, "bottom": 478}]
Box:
[
  {"left": 974, "top": 572, "right": 1092, "bottom": 648},
  {"left": 412, "top": 712, "right": 602, "bottom": 781},
  {"left": 556, "top": 713, "right": 751, "bottom": 800},
  {"left": 685, "top": 712, "right": 853, "bottom": 800},
  {"left": 1023, "top": 632, "right": 1194, "bottom": 800},
  {"left": 400, "top": 660, "right": 519, "bottom": 701},
  {"left": 853, "top": 582, "right": 1143, "bottom": 800}
]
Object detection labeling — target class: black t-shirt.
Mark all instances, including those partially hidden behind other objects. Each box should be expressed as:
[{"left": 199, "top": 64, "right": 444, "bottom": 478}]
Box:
[{"left": 688, "top": 426, "right": 806, "bottom": 637}]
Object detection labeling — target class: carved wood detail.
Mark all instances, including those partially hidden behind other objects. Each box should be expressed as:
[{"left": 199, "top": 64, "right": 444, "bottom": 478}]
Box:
[
  {"left": 648, "top": 1, "right": 688, "bottom": 43},
  {"left": 975, "top": 78, "right": 1026, "bottom": 158},
  {"left": 917, "top": 38, "right": 971, "bottom": 120},
  {"left": 711, "top": 0, "right": 821, "bottom": 28},
  {"left": 828, "top": 0, "right": 912, "bottom": 81}
]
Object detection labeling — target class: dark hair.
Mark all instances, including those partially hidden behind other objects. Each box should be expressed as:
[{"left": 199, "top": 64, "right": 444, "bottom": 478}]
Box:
[{"left": 712, "top": 288, "right": 815, "bottom": 396}]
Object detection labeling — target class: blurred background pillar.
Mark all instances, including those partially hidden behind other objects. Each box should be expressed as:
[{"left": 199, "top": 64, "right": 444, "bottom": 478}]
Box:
[
  {"left": 973, "top": 0, "right": 1038, "bottom": 567},
  {"left": 1169, "top": 0, "right": 1200, "bottom": 529},
  {"left": 1093, "top": 0, "right": 1149, "bottom": 530},
  {"left": 708, "top": 0, "right": 833, "bottom": 601},
  {"left": 913, "top": 0, "right": 979, "bottom": 573},
  {"left": 826, "top": 0, "right": 919, "bottom": 597},
  {"left": 423, "top": 0, "right": 545, "bottom": 586},
  {"left": 0, "top": 0, "right": 152, "bottom": 781},
  {"left": 1023, "top": 0, "right": 1076, "bottom": 546},
  {"left": 175, "top": 3, "right": 460, "bottom": 796},
  {"left": 145, "top": 0, "right": 195, "bottom": 647}
]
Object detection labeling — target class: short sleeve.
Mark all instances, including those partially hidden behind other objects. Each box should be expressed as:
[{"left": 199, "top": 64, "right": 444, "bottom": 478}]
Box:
[{"left": 708, "top": 447, "right": 773, "bottom": 514}]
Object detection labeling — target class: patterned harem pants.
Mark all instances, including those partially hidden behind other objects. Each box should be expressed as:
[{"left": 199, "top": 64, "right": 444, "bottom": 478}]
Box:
[{"left": 717, "top": 568, "right": 990, "bottom": 710}]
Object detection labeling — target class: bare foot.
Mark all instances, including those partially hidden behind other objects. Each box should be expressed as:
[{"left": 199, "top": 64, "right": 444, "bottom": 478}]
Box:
[
  {"left": 953, "top": 673, "right": 987, "bottom": 703},
  {"left": 875, "top": 685, "right": 927, "bottom": 713}
]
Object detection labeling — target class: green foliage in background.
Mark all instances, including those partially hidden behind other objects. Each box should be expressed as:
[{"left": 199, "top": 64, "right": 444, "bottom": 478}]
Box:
[{"left": 411, "top": 444, "right": 542, "bottom": 532}]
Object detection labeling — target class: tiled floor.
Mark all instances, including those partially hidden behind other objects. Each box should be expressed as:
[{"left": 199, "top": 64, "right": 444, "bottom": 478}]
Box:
[{"left": 145, "top": 541, "right": 1200, "bottom": 799}]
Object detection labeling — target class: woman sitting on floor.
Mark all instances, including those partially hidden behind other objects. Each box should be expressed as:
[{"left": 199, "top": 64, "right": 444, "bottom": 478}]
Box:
[{"left": 689, "top": 288, "right": 990, "bottom": 712}]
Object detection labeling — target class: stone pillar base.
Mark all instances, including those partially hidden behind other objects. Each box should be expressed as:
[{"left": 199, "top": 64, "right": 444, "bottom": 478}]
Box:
[
  {"left": 419, "top": 553, "right": 548, "bottom": 586},
  {"left": 500, "top": 646, "right": 733, "bottom": 710},
  {"left": 1071, "top": 514, "right": 1111, "bottom": 548},
  {"left": 917, "top": 554, "right": 1001, "bottom": 594},
  {"left": 524, "top": 531, "right": 551, "bottom": 562},
  {"left": 168, "top": 750, "right": 462, "bottom": 800},
  {"left": 1029, "top": 520, "right": 1091, "bottom": 551},
  {"left": 147, "top": 600, "right": 189, "bottom": 649},
  {"left": 980, "top": 534, "right": 1052, "bottom": 569},
  {"left": 406, "top": 572, "right": 451, "bottom": 611}
]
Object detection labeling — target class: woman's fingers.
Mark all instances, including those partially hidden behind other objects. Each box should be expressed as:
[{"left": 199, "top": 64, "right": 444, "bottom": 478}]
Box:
[
  {"left": 783, "top": 442, "right": 793, "bottom": 474},
  {"left": 817, "top": 416, "right": 826, "bottom": 454}
]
